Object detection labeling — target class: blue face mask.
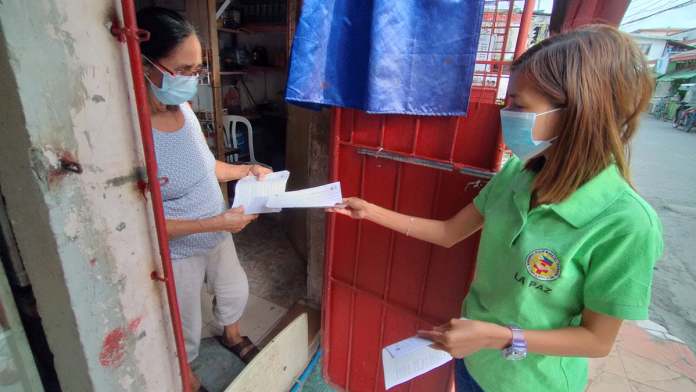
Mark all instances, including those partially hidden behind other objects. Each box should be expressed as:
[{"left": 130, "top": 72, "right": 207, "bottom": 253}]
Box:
[
  {"left": 500, "top": 107, "right": 562, "bottom": 161},
  {"left": 144, "top": 57, "right": 199, "bottom": 105}
]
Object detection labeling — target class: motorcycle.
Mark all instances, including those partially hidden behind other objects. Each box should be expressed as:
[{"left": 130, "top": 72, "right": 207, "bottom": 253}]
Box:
[
  {"left": 673, "top": 103, "right": 696, "bottom": 133},
  {"left": 672, "top": 106, "right": 696, "bottom": 132}
]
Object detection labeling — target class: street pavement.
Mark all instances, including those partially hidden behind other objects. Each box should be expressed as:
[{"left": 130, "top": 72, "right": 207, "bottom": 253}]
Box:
[{"left": 631, "top": 114, "right": 696, "bottom": 355}]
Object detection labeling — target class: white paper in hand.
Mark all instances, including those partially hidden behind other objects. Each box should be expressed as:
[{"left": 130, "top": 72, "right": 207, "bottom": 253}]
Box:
[
  {"left": 382, "top": 336, "right": 452, "bottom": 390},
  {"left": 231, "top": 171, "right": 289, "bottom": 214},
  {"left": 266, "top": 182, "right": 343, "bottom": 209}
]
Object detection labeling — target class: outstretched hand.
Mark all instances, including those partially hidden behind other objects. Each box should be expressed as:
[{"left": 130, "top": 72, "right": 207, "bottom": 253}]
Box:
[{"left": 325, "top": 197, "right": 371, "bottom": 219}]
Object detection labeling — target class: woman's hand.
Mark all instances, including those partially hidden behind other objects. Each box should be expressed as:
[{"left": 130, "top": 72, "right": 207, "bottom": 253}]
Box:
[
  {"left": 248, "top": 164, "right": 272, "bottom": 180},
  {"left": 326, "top": 200, "right": 483, "bottom": 249},
  {"left": 215, "top": 161, "right": 272, "bottom": 182},
  {"left": 417, "top": 319, "right": 511, "bottom": 359},
  {"left": 217, "top": 206, "right": 258, "bottom": 233},
  {"left": 325, "top": 197, "right": 371, "bottom": 219}
]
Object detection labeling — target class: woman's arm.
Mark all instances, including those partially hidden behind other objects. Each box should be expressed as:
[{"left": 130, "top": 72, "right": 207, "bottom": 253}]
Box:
[
  {"left": 418, "top": 307, "right": 623, "bottom": 359},
  {"left": 165, "top": 206, "right": 258, "bottom": 239},
  {"left": 214, "top": 161, "right": 272, "bottom": 182},
  {"left": 326, "top": 198, "right": 484, "bottom": 248}
]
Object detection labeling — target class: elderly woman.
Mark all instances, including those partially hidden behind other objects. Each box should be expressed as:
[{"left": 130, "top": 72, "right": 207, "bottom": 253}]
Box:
[{"left": 137, "top": 7, "right": 269, "bottom": 391}]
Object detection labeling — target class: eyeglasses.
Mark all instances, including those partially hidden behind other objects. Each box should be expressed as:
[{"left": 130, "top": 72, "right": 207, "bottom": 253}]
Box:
[{"left": 146, "top": 57, "right": 208, "bottom": 80}]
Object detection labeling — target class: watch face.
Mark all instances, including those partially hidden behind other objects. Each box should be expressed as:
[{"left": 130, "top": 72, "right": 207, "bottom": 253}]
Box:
[
  {"left": 503, "top": 346, "right": 527, "bottom": 360},
  {"left": 503, "top": 325, "right": 527, "bottom": 360},
  {"left": 506, "top": 350, "right": 526, "bottom": 360}
]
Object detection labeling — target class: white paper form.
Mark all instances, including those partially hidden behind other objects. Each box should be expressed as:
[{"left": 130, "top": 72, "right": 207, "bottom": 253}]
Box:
[
  {"left": 266, "top": 182, "right": 344, "bottom": 209},
  {"left": 382, "top": 319, "right": 467, "bottom": 390},
  {"left": 231, "top": 171, "right": 290, "bottom": 214},
  {"left": 382, "top": 336, "right": 452, "bottom": 390},
  {"left": 384, "top": 336, "right": 434, "bottom": 358}
]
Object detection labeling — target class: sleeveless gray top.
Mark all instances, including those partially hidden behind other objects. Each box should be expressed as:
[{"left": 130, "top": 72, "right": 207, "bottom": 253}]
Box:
[{"left": 153, "top": 104, "right": 227, "bottom": 260}]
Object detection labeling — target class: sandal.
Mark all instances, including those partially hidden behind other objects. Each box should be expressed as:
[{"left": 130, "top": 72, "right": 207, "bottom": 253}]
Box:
[
  {"left": 219, "top": 336, "right": 260, "bottom": 364},
  {"left": 191, "top": 372, "right": 209, "bottom": 392}
]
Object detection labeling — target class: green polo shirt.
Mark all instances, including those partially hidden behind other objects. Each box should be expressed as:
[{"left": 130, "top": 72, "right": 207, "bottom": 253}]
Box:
[{"left": 463, "top": 156, "right": 663, "bottom": 392}]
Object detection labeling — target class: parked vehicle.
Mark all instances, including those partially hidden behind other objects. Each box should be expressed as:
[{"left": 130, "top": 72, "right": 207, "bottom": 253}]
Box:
[
  {"left": 672, "top": 83, "right": 696, "bottom": 131},
  {"left": 653, "top": 98, "right": 670, "bottom": 121},
  {"left": 673, "top": 106, "right": 696, "bottom": 132},
  {"left": 672, "top": 101, "right": 695, "bottom": 130}
]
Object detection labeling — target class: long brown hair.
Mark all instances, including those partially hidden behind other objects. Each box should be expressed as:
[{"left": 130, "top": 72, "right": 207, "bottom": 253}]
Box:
[{"left": 511, "top": 25, "right": 654, "bottom": 205}]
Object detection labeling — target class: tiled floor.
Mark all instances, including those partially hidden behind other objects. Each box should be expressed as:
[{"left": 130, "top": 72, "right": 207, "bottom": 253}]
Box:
[
  {"left": 194, "top": 212, "right": 310, "bottom": 391},
  {"left": 233, "top": 213, "right": 308, "bottom": 310},
  {"left": 586, "top": 320, "right": 696, "bottom": 392}
]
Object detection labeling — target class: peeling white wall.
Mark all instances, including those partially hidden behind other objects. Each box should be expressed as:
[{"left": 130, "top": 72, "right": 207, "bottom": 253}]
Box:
[{"left": 0, "top": 0, "right": 181, "bottom": 390}]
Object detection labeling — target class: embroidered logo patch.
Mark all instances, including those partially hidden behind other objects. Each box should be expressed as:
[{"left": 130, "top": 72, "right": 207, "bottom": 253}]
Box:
[{"left": 526, "top": 249, "right": 561, "bottom": 281}]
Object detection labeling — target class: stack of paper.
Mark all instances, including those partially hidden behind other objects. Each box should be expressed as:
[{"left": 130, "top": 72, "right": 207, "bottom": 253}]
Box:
[{"left": 232, "top": 170, "right": 344, "bottom": 214}]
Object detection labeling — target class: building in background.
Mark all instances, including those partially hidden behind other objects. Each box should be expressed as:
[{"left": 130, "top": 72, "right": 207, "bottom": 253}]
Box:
[
  {"left": 630, "top": 32, "right": 693, "bottom": 63},
  {"left": 632, "top": 28, "right": 688, "bottom": 37},
  {"left": 663, "top": 27, "right": 696, "bottom": 42},
  {"left": 633, "top": 27, "right": 696, "bottom": 110},
  {"left": 530, "top": 10, "right": 551, "bottom": 46},
  {"left": 473, "top": 4, "right": 551, "bottom": 102}
]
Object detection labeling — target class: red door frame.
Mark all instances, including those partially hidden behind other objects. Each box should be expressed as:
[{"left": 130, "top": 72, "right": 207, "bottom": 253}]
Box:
[{"left": 321, "top": 2, "right": 535, "bottom": 391}]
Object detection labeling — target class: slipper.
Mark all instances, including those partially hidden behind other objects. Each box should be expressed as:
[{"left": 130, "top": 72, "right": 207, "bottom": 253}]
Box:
[{"left": 219, "top": 336, "right": 260, "bottom": 364}]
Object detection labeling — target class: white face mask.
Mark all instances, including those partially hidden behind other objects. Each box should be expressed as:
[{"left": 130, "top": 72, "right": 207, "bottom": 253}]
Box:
[
  {"left": 500, "top": 107, "right": 562, "bottom": 161},
  {"left": 144, "top": 57, "right": 199, "bottom": 105}
]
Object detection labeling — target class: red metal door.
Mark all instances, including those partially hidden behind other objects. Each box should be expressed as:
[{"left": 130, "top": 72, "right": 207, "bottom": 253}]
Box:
[{"left": 322, "top": 2, "right": 535, "bottom": 391}]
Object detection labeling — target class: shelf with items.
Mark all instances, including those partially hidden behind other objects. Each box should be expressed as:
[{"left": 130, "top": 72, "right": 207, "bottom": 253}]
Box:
[
  {"left": 211, "top": 0, "right": 292, "bottom": 168},
  {"left": 217, "top": 27, "right": 252, "bottom": 35},
  {"left": 239, "top": 24, "right": 287, "bottom": 34},
  {"left": 218, "top": 45, "right": 286, "bottom": 73},
  {"left": 198, "top": 48, "right": 213, "bottom": 86},
  {"left": 218, "top": 25, "right": 287, "bottom": 34},
  {"left": 238, "top": 0, "right": 287, "bottom": 25},
  {"left": 248, "top": 65, "right": 286, "bottom": 72},
  {"left": 218, "top": 67, "right": 284, "bottom": 76}
]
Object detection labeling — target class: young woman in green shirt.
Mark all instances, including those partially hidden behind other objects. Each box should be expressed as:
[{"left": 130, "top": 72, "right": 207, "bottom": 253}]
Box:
[{"left": 327, "top": 25, "right": 663, "bottom": 392}]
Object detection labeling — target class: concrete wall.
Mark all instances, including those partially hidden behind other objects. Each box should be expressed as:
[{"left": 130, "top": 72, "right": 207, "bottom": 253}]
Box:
[
  {"left": 0, "top": 0, "right": 180, "bottom": 390},
  {"left": 669, "top": 28, "right": 696, "bottom": 41},
  {"left": 284, "top": 106, "right": 330, "bottom": 305},
  {"left": 181, "top": 0, "right": 211, "bottom": 48},
  {"left": 305, "top": 108, "right": 331, "bottom": 304},
  {"left": 631, "top": 36, "right": 668, "bottom": 61},
  {"left": 284, "top": 106, "right": 311, "bottom": 261}
]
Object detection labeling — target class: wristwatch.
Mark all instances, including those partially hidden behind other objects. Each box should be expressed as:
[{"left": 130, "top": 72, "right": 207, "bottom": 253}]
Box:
[{"left": 502, "top": 324, "right": 527, "bottom": 360}]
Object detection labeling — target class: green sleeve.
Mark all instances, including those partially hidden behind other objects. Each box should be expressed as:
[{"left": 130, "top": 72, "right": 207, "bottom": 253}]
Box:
[
  {"left": 584, "top": 224, "right": 663, "bottom": 320},
  {"left": 473, "top": 157, "right": 516, "bottom": 216}
]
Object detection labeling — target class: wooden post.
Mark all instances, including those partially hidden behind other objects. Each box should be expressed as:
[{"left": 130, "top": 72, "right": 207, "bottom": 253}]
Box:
[{"left": 207, "top": 0, "right": 228, "bottom": 200}]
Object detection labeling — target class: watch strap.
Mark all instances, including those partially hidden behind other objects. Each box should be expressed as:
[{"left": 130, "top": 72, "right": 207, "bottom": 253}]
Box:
[{"left": 505, "top": 324, "right": 525, "bottom": 345}]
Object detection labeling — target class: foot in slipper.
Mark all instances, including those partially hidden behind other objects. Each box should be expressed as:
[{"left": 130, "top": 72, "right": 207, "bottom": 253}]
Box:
[
  {"left": 219, "top": 335, "right": 260, "bottom": 364},
  {"left": 189, "top": 367, "right": 210, "bottom": 392}
]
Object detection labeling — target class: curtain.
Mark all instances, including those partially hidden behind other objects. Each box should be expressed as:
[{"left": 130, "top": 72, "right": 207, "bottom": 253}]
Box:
[
  {"left": 550, "top": 0, "right": 631, "bottom": 32},
  {"left": 285, "top": 0, "right": 486, "bottom": 116}
]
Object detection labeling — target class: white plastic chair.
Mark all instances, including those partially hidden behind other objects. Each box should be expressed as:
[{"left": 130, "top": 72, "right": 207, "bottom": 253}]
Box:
[{"left": 222, "top": 115, "right": 256, "bottom": 164}]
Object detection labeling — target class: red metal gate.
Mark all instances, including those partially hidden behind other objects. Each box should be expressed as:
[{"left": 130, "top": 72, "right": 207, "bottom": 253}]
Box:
[{"left": 322, "top": 1, "right": 535, "bottom": 391}]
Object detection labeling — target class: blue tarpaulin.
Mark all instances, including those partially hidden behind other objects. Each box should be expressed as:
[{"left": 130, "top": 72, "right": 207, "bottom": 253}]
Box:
[{"left": 285, "top": 0, "right": 486, "bottom": 116}]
